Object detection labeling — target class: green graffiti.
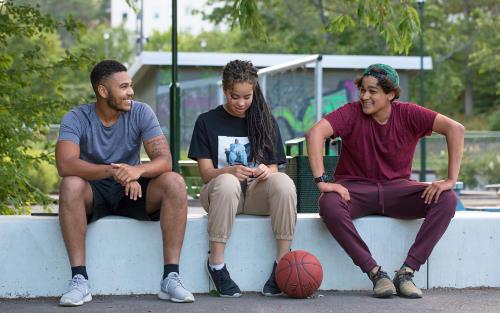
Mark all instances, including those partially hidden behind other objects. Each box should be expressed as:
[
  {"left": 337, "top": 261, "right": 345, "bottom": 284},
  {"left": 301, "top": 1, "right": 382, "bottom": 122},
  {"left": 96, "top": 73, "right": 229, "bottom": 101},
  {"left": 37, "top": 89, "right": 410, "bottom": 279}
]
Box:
[{"left": 273, "top": 88, "right": 349, "bottom": 138}]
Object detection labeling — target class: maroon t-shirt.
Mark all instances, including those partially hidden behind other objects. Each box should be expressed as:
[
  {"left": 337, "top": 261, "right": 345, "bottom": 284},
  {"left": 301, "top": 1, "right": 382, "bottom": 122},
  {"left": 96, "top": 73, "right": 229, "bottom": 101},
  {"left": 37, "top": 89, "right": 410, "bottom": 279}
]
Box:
[{"left": 324, "top": 100, "right": 437, "bottom": 182}]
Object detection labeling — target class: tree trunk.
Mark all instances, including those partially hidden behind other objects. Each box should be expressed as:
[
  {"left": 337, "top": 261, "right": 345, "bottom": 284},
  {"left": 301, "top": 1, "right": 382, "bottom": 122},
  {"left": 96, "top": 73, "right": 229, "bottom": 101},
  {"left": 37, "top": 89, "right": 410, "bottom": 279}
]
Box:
[{"left": 310, "top": 0, "right": 334, "bottom": 46}]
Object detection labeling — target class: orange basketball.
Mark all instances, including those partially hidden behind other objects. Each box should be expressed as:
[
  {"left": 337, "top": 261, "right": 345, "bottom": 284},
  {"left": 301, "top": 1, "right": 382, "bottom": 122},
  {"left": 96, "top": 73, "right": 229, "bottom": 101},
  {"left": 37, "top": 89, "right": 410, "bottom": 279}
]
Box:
[{"left": 275, "top": 250, "right": 323, "bottom": 298}]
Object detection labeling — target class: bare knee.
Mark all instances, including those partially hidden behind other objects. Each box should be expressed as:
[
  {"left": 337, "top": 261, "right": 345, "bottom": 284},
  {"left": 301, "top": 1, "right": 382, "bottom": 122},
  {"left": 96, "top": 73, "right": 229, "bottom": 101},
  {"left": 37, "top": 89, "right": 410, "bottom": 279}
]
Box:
[
  {"left": 59, "top": 176, "right": 88, "bottom": 201},
  {"left": 59, "top": 176, "right": 91, "bottom": 213},
  {"left": 155, "top": 172, "right": 187, "bottom": 198}
]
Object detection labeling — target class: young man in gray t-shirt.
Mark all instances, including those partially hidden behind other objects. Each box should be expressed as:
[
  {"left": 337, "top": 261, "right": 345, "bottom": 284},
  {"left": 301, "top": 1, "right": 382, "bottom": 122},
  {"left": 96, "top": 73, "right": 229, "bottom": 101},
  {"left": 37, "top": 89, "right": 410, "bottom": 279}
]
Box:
[{"left": 56, "top": 60, "right": 194, "bottom": 306}]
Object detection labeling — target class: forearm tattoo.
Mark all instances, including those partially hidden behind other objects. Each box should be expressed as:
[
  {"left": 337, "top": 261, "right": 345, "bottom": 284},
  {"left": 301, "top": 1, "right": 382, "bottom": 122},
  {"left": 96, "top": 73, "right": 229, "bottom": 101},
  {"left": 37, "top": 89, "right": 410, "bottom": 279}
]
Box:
[{"left": 146, "top": 136, "right": 169, "bottom": 159}]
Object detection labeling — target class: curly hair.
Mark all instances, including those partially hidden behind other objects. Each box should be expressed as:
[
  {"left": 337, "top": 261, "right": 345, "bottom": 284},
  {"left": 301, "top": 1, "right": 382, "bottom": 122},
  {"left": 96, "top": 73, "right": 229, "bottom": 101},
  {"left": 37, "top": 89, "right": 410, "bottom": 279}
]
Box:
[
  {"left": 222, "top": 60, "right": 276, "bottom": 164},
  {"left": 355, "top": 66, "right": 401, "bottom": 100},
  {"left": 90, "top": 60, "right": 127, "bottom": 93}
]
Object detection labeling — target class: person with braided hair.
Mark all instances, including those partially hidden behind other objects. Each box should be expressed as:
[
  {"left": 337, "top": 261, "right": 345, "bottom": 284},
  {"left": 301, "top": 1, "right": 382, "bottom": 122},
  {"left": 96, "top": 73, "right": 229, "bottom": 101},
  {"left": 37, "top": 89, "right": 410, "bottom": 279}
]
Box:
[{"left": 188, "top": 60, "right": 297, "bottom": 297}]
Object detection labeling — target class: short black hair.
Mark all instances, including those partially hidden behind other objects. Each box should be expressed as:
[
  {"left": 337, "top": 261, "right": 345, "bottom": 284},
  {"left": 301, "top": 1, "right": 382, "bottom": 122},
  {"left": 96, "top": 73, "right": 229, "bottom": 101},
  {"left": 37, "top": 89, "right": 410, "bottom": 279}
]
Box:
[{"left": 90, "top": 60, "right": 127, "bottom": 91}]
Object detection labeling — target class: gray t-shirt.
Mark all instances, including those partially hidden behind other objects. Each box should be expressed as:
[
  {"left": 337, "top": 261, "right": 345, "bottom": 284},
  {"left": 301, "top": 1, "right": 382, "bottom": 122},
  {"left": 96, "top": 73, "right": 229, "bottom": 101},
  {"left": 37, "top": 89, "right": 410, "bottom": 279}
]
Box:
[{"left": 58, "top": 101, "right": 163, "bottom": 165}]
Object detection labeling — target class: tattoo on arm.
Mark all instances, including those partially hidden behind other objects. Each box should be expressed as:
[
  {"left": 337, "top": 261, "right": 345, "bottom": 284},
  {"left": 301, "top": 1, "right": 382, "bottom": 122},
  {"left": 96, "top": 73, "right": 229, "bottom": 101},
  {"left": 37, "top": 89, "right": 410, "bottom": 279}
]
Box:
[{"left": 145, "top": 136, "right": 170, "bottom": 159}]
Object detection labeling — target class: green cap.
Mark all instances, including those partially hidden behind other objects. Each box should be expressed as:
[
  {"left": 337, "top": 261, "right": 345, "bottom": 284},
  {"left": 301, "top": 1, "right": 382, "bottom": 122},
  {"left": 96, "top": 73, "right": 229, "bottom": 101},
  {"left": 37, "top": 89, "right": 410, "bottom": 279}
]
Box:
[{"left": 363, "top": 64, "right": 399, "bottom": 87}]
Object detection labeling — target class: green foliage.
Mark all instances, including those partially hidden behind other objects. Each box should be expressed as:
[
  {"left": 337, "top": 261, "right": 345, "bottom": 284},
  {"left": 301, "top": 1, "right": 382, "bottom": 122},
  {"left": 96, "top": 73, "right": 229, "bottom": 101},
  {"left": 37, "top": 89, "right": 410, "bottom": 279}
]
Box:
[
  {"left": 408, "top": 0, "right": 499, "bottom": 120},
  {"left": 328, "top": 0, "right": 420, "bottom": 54},
  {"left": 204, "top": 0, "right": 421, "bottom": 54},
  {"left": 435, "top": 149, "right": 500, "bottom": 189},
  {"left": 25, "top": 150, "right": 61, "bottom": 194},
  {"left": 489, "top": 110, "right": 500, "bottom": 131},
  {"left": 146, "top": 28, "right": 241, "bottom": 52},
  {"left": 0, "top": 1, "right": 95, "bottom": 214}
]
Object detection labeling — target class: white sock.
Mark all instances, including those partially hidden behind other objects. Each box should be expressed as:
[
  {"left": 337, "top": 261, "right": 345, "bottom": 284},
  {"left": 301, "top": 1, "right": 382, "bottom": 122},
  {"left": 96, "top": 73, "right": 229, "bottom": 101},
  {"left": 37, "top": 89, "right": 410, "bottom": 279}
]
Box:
[{"left": 209, "top": 263, "right": 225, "bottom": 271}]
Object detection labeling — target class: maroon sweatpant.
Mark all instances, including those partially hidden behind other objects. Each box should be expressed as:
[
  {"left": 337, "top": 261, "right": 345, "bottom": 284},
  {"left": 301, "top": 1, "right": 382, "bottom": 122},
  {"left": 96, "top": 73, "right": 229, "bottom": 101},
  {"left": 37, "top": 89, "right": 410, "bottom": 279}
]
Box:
[{"left": 318, "top": 179, "right": 457, "bottom": 272}]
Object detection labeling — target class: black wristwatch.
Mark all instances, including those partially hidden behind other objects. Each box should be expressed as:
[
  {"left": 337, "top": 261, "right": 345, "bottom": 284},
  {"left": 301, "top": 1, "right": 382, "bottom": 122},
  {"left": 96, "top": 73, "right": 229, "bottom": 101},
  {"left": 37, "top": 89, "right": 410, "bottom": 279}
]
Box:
[{"left": 314, "top": 173, "right": 330, "bottom": 184}]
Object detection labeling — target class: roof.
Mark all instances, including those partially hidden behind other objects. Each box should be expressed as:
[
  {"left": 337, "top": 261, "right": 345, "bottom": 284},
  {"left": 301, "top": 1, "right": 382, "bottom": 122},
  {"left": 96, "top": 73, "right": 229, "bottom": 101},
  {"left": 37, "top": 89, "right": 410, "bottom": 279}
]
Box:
[{"left": 129, "top": 51, "right": 433, "bottom": 79}]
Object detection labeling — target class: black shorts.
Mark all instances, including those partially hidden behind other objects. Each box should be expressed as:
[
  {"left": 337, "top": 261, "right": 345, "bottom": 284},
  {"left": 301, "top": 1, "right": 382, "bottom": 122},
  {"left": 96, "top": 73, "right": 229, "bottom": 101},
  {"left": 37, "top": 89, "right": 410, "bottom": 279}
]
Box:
[{"left": 88, "top": 177, "right": 160, "bottom": 223}]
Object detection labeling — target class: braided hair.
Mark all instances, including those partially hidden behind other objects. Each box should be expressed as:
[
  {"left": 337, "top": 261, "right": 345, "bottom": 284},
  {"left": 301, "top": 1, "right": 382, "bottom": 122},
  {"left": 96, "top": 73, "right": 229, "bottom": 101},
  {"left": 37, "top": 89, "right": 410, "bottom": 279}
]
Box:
[{"left": 222, "top": 60, "right": 276, "bottom": 164}]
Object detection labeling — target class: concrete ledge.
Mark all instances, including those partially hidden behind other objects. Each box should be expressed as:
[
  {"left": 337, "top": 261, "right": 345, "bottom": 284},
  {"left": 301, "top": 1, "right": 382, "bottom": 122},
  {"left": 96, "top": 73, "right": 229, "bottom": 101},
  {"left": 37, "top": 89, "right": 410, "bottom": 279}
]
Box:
[{"left": 0, "top": 212, "right": 499, "bottom": 298}]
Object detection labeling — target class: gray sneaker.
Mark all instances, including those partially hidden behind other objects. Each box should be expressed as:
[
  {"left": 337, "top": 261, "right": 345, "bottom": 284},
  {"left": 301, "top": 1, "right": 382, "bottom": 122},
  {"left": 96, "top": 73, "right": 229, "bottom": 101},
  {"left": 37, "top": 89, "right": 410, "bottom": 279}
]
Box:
[
  {"left": 158, "top": 272, "right": 195, "bottom": 303},
  {"left": 59, "top": 274, "right": 92, "bottom": 306}
]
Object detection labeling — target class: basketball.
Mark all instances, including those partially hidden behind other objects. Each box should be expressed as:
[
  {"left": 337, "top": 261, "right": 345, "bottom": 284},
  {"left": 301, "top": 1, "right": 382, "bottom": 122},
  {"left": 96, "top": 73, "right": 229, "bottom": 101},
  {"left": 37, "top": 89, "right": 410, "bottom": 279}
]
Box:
[{"left": 275, "top": 250, "right": 323, "bottom": 298}]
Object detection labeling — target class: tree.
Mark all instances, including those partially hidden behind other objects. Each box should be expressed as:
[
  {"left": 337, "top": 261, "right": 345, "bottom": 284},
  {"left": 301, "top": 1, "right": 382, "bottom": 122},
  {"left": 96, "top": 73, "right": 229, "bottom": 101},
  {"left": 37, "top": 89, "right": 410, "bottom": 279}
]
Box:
[
  {"left": 407, "top": 0, "right": 499, "bottom": 121},
  {"left": 203, "top": 0, "right": 422, "bottom": 54},
  {"left": 0, "top": 1, "right": 94, "bottom": 214}
]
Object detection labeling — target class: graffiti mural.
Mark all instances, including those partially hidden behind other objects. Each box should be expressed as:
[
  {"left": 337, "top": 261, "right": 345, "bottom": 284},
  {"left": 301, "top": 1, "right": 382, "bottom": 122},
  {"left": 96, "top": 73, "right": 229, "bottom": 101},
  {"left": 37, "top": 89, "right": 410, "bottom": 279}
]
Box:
[
  {"left": 272, "top": 80, "right": 358, "bottom": 140},
  {"left": 157, "top": 77, "right": 358, "bottom": 152}
]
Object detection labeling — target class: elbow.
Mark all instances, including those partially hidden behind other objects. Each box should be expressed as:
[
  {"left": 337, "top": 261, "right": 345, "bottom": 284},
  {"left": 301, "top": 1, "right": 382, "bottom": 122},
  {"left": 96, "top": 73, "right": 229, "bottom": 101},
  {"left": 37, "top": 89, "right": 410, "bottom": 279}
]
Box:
[
  {"left": 305, "top": 127, "right": 327, "bottom": 145},
  {"left": 305, "top": 128, "right": 316, "bottom": 143},
  {"left": 56, "top": 163, "right": 68, "bottom": 177},
  {"left": 454, "top": 121, "right": 465, "bottom": 138}
]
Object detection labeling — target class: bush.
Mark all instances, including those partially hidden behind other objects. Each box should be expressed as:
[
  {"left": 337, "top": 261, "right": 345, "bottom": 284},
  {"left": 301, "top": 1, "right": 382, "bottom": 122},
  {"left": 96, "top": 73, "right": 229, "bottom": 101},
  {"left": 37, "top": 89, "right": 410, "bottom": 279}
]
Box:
[
  {"left": 0, "top": 2, "right": 92, "bottom": 214},
  {"left": 26, "top": 159, "right": 60, "bottom": 194},
  {"left": 489, "top": 109, "right": 500, "bottom": 131},
  {"left": 436, "top": 148, "right": 500, "bottom": 189}
]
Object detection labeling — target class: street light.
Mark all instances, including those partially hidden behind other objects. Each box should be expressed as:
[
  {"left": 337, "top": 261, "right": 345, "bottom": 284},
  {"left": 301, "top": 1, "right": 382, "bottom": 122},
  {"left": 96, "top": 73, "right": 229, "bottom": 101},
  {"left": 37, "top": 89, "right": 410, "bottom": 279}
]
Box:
[
  {"left": 418, "top": 0, "right": 429, "bottom": 289},
  {"left": 170, "top": 0, "right": 180, "bottom": 172},
  {"left": 417, "top": 0, "right": 426, "bottom": 183}
]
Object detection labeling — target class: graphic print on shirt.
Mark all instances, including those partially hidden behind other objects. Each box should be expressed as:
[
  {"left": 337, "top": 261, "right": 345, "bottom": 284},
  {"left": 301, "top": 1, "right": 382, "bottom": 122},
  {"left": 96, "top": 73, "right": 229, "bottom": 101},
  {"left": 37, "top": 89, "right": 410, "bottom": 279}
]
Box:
[{"left": 218, "top": 136, "right": 251, "bottom": 168}]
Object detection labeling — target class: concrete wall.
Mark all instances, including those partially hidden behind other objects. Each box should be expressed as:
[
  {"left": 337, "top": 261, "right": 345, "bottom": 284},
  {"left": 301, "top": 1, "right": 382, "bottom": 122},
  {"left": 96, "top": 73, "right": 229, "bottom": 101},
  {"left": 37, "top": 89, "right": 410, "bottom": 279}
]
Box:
[{"left": 1, "top": 212, "right": 499, "bottom": 298}]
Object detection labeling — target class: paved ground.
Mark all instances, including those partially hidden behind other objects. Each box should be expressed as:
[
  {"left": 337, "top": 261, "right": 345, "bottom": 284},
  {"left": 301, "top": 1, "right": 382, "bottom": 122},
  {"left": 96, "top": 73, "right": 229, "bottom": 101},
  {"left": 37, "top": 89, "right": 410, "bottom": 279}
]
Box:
[{"left": 1, "top": 289, "right": 499, "bottom": 313}]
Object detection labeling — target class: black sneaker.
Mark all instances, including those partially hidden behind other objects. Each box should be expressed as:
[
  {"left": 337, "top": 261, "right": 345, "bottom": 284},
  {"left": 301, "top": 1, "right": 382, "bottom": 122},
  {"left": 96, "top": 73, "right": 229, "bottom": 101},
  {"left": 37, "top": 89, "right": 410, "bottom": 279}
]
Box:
[
  {"left": 261, "top": 261, "right": 283, "bottom": 297},
  {"left": 206, "top": 260, "right": 242, "bottom": 297}
]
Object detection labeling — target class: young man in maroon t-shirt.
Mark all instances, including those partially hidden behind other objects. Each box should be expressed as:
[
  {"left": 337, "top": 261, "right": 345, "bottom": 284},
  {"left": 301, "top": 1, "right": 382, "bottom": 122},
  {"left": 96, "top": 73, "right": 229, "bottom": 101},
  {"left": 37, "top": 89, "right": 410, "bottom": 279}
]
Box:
[{"left": 306, "top": 64, "right": 464, "bottom": 298}]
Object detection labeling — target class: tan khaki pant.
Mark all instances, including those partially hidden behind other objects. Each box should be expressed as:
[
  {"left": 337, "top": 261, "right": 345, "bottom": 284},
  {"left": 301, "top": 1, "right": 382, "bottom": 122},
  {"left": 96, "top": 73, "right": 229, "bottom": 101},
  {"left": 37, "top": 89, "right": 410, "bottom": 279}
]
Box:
[{"left": 200, "top": 172, "right": 297, "bottom": 243}]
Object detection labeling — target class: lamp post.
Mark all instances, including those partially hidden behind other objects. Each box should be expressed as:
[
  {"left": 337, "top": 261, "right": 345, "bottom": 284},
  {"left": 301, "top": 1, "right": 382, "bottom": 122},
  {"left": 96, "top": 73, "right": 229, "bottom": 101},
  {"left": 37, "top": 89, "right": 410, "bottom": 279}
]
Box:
[
  {"left": 417, "top": 0, "right": 429, "bottom": 291},
  {"left": 170, "top": 0, "right": 180, "bottom": 172},
  {"left": 417, "top": 0, "right": 426, "bottom": 182},
  {"left": 103, "top": 32, "right": 110, "bottom": 58}
]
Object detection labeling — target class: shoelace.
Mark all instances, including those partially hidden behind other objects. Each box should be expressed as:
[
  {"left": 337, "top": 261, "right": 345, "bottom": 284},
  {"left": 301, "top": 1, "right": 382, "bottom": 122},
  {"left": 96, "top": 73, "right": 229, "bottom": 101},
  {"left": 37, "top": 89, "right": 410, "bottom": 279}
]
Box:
[
  {"left": 169, "top": 273, "right": 187, "bottom": 289},
  {"left": 214, "top": 268, "right": 229, "bottom": 286},
  {"left": 68, "top": 277, "right": 86, "bottom": 292},
  {"left": 371, "top": 269, "right": 390, "bottom": 281},
  {"left": 396, "top": 271, "right": 415, "bottom": 282}
]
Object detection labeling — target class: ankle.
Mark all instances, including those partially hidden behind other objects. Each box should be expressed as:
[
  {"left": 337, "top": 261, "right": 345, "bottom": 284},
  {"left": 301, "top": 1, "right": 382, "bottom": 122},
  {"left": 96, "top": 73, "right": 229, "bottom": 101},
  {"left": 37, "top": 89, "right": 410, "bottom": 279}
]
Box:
[
  {"left": 369, "top": 265, "right": 380, "bottom": 276},
  {"left": 399, "top": 264, "right": 415, "bottom": 273}
]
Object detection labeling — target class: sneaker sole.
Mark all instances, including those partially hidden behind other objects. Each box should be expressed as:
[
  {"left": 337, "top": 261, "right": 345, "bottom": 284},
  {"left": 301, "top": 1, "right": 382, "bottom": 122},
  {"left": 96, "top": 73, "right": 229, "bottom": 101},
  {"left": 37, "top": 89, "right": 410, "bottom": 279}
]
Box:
[
  {"left": 373, "top": 289, "right": 396, "bottom": 298},
  {"left": 261, "top": 291, "right": 284, "bottom": 297},
  {"left": 395, "top": 290, "right": 423, "bottom": 299},
  {"left": 206, "top": 265, "right": 242, "bottom": 298},
  {"left": 59, "top": 294, "right": 92, "bottom": 306},
  {"left": 158, "top": 290, "right": 195, "bottom": 303}
]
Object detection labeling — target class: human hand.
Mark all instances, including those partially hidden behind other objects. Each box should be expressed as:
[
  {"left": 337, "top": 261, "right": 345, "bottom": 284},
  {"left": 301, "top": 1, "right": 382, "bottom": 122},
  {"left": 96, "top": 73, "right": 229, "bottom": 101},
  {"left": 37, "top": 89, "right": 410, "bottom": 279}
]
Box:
[
  {"left": 125, "top": 181, "right": 142, "bottom": 201},
  {"left": 318, "top": 182, "right": 350, "bottom": 202},
  {"left": 111, "top": 163, "right": 144, "bottom": 185},
  {"left": 228, "top": 164, "right": 254, "bottom": 182},
  {"left": 252, "top": 164, "right": 271, "bottom": 181},
  {"left": 421, "top": 179, "right": 454, "bottom": 204}
]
